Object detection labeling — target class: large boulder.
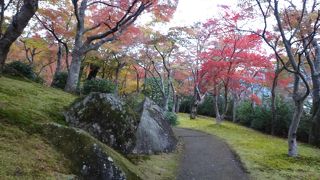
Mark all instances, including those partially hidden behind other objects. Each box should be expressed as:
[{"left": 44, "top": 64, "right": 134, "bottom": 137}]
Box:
[
  {"left": 64, "top": 93, "right": 139, "bottom": 154},
  {"left": 40, "top": 123, "right": 144, "bottom": 180},
  {"left": 133, "top": 97, "right": 177, "bottom": 154},
  {"left": 64, "top": 93, "right": 177, "bottom": 155}
]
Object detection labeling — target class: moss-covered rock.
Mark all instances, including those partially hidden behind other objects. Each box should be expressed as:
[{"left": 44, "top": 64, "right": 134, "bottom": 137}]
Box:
[
  {"left": 64, "top": 93, "right": 139, "bottom": 154},
  {"left": 40, "top": 123, "right": 144, "bottom": 180},
  {"left": 64, "top": 93, "right": 177, "bottom": 155}
]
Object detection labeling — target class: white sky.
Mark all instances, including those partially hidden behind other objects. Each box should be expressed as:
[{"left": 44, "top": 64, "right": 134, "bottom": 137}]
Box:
[
  {"left": 168, "top": 0, "right": 237, "bottom": 27},
  {"left": 138, "top": 0, "right": 238, "bottom": 32}
]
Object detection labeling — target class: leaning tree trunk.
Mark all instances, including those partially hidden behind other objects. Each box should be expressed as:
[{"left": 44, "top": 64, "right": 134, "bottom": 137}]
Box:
[
  {"left": 288, "top": 74, "right": 306, "bottom": 157},
  {"left": 0, "top": 0, "right": 38, "bottom": 71},
  {"left": 163, "top": 94, "right": 169, "bottom": 111},
  {"left": 288, "top": 100, "right": 304, "bottom": 157}
]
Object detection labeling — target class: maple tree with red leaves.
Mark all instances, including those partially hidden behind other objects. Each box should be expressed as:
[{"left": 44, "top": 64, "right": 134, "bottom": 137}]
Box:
[{"left": 200, "top": 31, "right": 272, "bottom": 123}]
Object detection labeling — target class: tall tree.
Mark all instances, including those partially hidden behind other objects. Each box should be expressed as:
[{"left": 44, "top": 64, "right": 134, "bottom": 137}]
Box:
[
  {"left": 64, "top": 0, "right": 177, "bottom": 93},
  {"left": 35, "top": 1, "right": 75, "bottom": 79},
  {"left": 245, "top": 0, "right": 320, "bottom": 156},
  {"left": 0, "top": 0, "right": 38, "bottom": 71}
]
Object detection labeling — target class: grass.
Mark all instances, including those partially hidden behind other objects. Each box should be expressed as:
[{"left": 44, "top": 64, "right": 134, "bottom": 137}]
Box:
[
  {"left": 0, "top": 76, "right": 77, "bottom": 126},
  {"left": 0, "top": 123, "right": 74, "bottom": 179},
  {"left": 178, "top": 113, "right": 320, "bottom": 180},
  {"left": 131, "top": 143, "right": 182, "bottom": 180},
  {"left": 0, "top": 76, "right": 77, "bottom": 179}
]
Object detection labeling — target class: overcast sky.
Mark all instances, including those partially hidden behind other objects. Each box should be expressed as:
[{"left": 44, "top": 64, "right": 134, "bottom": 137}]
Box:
[
  {"left": 168, "top": 0, "right": 237, "bottom": 27},
  {"left": 137, "top": 0, "right": 238, "bottom": 31}
]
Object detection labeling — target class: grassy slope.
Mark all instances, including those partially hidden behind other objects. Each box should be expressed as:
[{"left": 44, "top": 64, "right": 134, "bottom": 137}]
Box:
[
  {"left": 0, "top": 123, "right": 73, "bottom": 179},
  {"left": 0, "top": 76, "right": 179, "bottom": 179},
  {"left": 178, "top": 113, "right": 320, "bottom": 180},
  {"left": 0, "top": 76, "right": 77, "bottom": 178},
  {"left": 0, "top": 76, "right": 76, "bottom": 126}
]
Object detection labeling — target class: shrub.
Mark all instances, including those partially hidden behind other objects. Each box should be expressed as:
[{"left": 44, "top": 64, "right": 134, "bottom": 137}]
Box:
[
  {"left": 198, "top": 94, "right": 215, "bottom": 117},
  {"left": 250, "top": 106, "right": 271, "bottom": 132},
  {"left": 83, "top": 79, "right": 115, "bottom": 95},
  {"left": 179, "top": 96, "right": 192, "bottom": 113},
  {"left": 237, "top": 101, "right": 254, "bottom": 126},
  {"left": 5, "top": 61, "right": 35, "bottom": 80},
  {"left": 273, "top": 99, "right": 293, "bottom": 137},
  {"left": 51, "top": 72, "right": 68, "bottom": 89},
  {"left": 164, "top": 111, "right": 178, "bottom": 126},
  {"left": 33, "top": 76, "right": 45, "bottom": 84}
]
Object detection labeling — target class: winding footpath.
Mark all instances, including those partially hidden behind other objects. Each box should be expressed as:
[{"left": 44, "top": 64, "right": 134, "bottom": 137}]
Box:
[{"left": 174, "top": 128, "right": 249, "bottom": 180}]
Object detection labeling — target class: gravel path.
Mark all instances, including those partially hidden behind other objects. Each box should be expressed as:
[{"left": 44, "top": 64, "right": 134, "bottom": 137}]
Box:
[{"left": 174, "top": 127, "right": 249, "bottom": 180}]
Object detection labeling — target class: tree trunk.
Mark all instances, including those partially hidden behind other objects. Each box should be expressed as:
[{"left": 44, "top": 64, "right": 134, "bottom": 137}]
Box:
[
  {"left": 171, "top": 82, "right": 176, "bottom": 113},
  {"left": 190, "top": 103, "right": 198, "bottom": 119},
  {"left": 232, "top": 97, "right": 237, "bottom": 123},
  {"left": 51, "top": 44, "right": 63, "bottom": 86},
  {"left": 309, "top": 101, "right": 320, "bottom": 146},
  {"left": 190, "top": 85, "right": 200, "bottom": 119},
  {"left": 136, "top": 71, "right": 140, "bottom": 93},
  {"left": 56, "top": 44, "right": 62, "bottom": 74},
  {"left": 271, "top": 87, "right": 277, "bottom": 135},
  {"left": 87, "top": 64, "right": 100, "bottom": 80},
  {"left": 114, "top": 67, "right": 120, "bottom": 95},
  {"left": 309, "top": 40, "right": 320, "bottom": 147},
  {"left": 214, "top": 94, "right": 222, "bottom": 124},
  {"left": 271, "top": 67, "right": 281, "bottom": 135},
  {"left": 163, "top": 95, "right": 169, "bottom": 111},
  {"left": 0, "top": 0, "right": 38, "bottom": 71},
  {"left": 143, "top": 69, "right": 147, "bottom": 92},
  {"left": 288, "top": 74, "right": 306, "bottom": 157},
  {"left": 172, "top": 95, "right": 176, "bottom": 113},
  {"left": 176, "top": 95, "right": 180, "bottom": 113},
  {"left": 222, "top": 87, "right": 229, "bottom": 120},
  {"left": 64, "top": 52, "right": 82, "bottom": 92},
  {"left": 288, "top": 100, "right": 304, "bottom": 157}
]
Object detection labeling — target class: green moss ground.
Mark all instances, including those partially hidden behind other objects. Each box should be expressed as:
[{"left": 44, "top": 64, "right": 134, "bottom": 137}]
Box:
[
  {"left": 0, "top": 123, "right": 74, "bottom": 179},
  {"left": 0, "top": 76, "right": 77, "bottom": 126},
  {"left": 131, "top": 142, "right": 182, "bottom": 180},
  {"left": 178, "top": 113, "right": 320, "bottom": 180},
  {"left": 0, "top": 76, "right": 179, "bottom": 179},
  {"left": 0, "top": 76, "right": 77, "bottom": 178}
]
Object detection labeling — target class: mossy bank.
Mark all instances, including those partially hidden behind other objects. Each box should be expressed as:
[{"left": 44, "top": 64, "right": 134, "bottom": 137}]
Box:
[{"left": 0, "top": 76, "right": 179, "bottom": 179}]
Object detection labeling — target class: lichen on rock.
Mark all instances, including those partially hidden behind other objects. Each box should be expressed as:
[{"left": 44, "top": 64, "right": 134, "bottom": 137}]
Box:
[
  {"left": 133, "top": 97, "right": 177, "bottom": 154},
  {"left": 39, "top": 123, "right": 143, "bottom": 180},
  {"left": 64, "top": 93, "right": 139, "bottom": 154},
  {"left": 64, "top": 93, "right": 177, "bottom": 156}
]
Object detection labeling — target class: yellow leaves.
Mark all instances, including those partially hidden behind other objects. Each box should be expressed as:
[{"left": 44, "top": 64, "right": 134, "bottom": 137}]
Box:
[{"left": 23, "top": 38, "right": 48, "bottom": 50}]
